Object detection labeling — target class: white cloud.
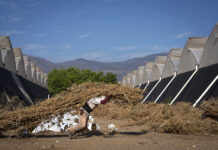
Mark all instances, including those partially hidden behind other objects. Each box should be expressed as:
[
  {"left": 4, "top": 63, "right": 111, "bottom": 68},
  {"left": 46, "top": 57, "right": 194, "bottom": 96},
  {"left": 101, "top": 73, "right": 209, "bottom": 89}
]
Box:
[
  {"left": 0, "top": 30, "right": 26, "bottom": 35},
  {"left": 117, "top": 52, "right": 150, "bottom": 60},
  {"left": 113, "top": 46, "right": 136, "bottom": 51},
  {"left": 82, "top": 52, "right": 106, "bottom": 60},
  {"left": 175, "top": 32, "right": 192, "bottom": 39},
  {"left": 0, "top": 1, "right": 17, "bottom": 9},
  {"left": 142, "top": 44, "right": 171, "bottom": 52},
  {"left": 77, "top": 33, "right": 93, "bottom": 39},
  {"left": 0, "top": 15, "right": 23, "bottom": 23},
  {"left": 34, "top": 33, "right": 48, "bottom": 37},
  {"left": 60, "top": 44, "right": 72, "bottom": 49},
  {"left": 148, "top": 45, "right": 165, "bottom": 51},
  {"left": 23, "top": 44, "right": 50, "bottom": 56},
  {"left": 32, "top": 1, "right": 40, "bottom": 6},
  {"left": 24, "top": 44, "right": 47, "bottom": 51}
]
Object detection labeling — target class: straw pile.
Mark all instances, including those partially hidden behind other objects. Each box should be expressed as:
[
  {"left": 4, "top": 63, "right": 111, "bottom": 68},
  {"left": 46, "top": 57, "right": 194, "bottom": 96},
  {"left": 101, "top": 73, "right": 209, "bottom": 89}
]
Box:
[
  {"left": 0, "top": 82, "right": 142, "bottom": 133},
  {"left": 200, "top": 98, "right": 218, "bottom": 120},
  {"left": 0, "top": 82, "right": 217, "bottom": 136},
  {"left": 93, "top": 100, "right": 218, "bottom": 135}
]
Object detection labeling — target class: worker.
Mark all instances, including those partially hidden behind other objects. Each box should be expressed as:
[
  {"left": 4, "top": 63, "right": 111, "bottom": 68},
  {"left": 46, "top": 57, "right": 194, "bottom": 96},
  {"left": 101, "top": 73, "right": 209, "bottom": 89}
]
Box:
[{"left": 67, "top": 91, "right": 110, "bottom": 139}]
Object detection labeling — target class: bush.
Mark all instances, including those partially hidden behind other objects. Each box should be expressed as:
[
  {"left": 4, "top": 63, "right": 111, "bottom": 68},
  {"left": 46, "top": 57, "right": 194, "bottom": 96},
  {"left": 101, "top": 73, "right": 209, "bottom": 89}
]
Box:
[{"left": 48, "top": 67, "right": 117, "bottom": 95}]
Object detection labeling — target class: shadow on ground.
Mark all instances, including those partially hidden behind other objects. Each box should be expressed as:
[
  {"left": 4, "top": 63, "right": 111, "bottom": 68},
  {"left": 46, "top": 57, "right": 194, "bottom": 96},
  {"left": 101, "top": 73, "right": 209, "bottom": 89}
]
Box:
[{"left": 0, "top": 130, "right": 148, "bottom": 139}]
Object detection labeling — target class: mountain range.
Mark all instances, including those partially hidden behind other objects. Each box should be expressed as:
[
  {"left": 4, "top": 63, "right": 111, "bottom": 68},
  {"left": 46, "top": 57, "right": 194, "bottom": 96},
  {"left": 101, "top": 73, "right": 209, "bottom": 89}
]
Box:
[{"left": 28, "top": 52, "right": 168, "bottom": 81}]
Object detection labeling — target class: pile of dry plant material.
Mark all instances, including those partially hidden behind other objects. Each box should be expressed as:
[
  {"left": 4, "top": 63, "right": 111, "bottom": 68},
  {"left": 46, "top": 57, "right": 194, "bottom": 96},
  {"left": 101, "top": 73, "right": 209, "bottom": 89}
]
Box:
[
  {"left": 94, "top": 99, "right": 218, "bottom": 135},
  {"left": 200, "top": 98, "right": 218, "bottom": 120},
  {"left": 0, "top": 82, "right": 218, "bottom": 136},
  {"left": 0, "top": 82, "right": 142, "bottom": 133}
]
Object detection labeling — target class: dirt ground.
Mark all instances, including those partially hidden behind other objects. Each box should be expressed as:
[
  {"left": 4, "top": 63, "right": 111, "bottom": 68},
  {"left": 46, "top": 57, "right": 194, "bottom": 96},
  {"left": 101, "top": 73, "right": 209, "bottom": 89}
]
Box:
[
  {"left": 0, "top": 131, "right": 218, "bottom": 150},
  {"left": 0, "top": 117, "right": 218, "bottom": 150}
]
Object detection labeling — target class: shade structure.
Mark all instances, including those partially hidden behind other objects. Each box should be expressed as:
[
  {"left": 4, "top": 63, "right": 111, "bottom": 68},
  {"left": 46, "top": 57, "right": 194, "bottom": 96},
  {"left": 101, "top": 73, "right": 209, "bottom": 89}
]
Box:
[
  {"left": 149, "top": 56, "right": 167, "bottom": 82},
  {"left": 140, "top": 62, "right": 154, "bottom": 90},
  {"left": 142, "top": 56, "right": 167, "bottom": 100},
  {"left": 0, "top": 48, "right": 2, "bottom": 67},
  {"left": 23, "top": 56, "right": 32, "bottom": 80},
  {"left": 177, "top": 37, "right": 208, "bottom": 74},
  {"left": 43, "top": 73, "right": 48, "bottom": 87},
  {"left": 0, "top": 36, "right": 49, "bottom": 105},
  {"left": 126, "top": 73, "right": 132, "bottom": 87},
  {"left": 130, "top": 70, "right": 137, "bottom": 87},
  {"left": 36, "top": 66, "right": 42, "bottom": 85},
  {"left": 135, "top": 66, "right": 145, "bottom": 86},
  {"left": 175, "top": 23, "right": 218, "bottom": 106},
  {"left": 157, "top": 37, "right": 208, "bottom": 104},
  {"left": 13, "top": 48, "right": 25, "bottom": 77},
  {"left": 162, "top": 49, "right": 183, "bottom": 78},
  {"left": 121, "top": 76, "right": 127, "bottom": 86},
  {"left": 40, "top": 70, "right": 44, "bottom": 86},
  {"left": 147, "top": 48, "right": 183, "bottom": 102},
  {"left": 30, "top": 62, "right": 37, "bottom": 83},
  {"left": 0, "top": 36, "right": 16, "bottom": 72},
  {"left": 142, "top": 56, "right": 167, "bottom": 103}
]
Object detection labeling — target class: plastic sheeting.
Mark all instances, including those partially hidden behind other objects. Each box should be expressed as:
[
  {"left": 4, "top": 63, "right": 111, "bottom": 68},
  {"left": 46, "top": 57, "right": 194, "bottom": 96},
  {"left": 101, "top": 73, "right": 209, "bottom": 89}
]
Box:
[
  {"left": 146, "top": 76, "right": 173, "bottom": 102},
  {"left": 176, "top": 63, "right": 218, "bottom": 105},
  {"left": 140, "top": 83, "right": 147, "bottom": 90},
  {"left": 157, "top": 70, "right": 194, "bottom": 103},
  {"left": 18, "top": 75, "right": 49, "bottom": 103},
  {"left": 199, "top": 24, "right": 218, "bottom": 68},
  {"left": 0, "top": 66, "right": 49, "bottom": 105},
  {"left": 142, "top": 80, "right": 158, "bottom": 99}
]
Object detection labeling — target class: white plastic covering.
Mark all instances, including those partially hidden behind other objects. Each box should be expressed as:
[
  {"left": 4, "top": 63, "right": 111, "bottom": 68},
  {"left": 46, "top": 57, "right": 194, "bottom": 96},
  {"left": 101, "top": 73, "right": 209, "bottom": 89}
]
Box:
[
  {"left": 121, "top": 76, "right": 127, "bottom": 86},
  {"left": 30, "top": 62, "right": 37, "bottom": 83},
  {"left": 0, "top": 36, "right": 16, "bottom": 72},
  {"left": 149, "top": 56, "right": 167, "bottom": 82},
  {"left": 162, "top": 48, "right": 183, "bottom": 78},
  {"left": 0, "top": 49, "right": 2, "bottom": 67},
  {"left": 177, "top": 37, "right": 208, "bottom": 74},
  {"left": 126, "top": 73, "right": 132, "bottom": 87},
  {"left": 144, "top": 62, "right": 154, "bottom": 83},
  {"left": 13, "top": 48, "right": 25, "bottom": 77},
  {"left": 43, "top": 73, "right": 48, "bottom": 87},
  {"left": 23, "top": 56, "right": 32, "bottom": 80},
  {"left": 40, "top": 70, "right": 44, "bottom": 86},
  {"left": 130, "top": 70, "right": 137, "bottom": 86},
  {"left": 36, "top": 66, "right": 42, "bottom": 85},
  {"left": 135, "top": 66, "right": 145, "bottom": 85},
  {"left": 199, "top": 23, "right": 218, "bottom": 68}
]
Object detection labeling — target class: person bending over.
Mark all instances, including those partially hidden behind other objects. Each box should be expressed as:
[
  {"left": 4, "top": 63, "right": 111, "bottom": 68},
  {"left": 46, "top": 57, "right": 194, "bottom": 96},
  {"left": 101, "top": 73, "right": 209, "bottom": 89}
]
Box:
[{"left": 67, "top": 91, "right": 110, "bottom": 138}]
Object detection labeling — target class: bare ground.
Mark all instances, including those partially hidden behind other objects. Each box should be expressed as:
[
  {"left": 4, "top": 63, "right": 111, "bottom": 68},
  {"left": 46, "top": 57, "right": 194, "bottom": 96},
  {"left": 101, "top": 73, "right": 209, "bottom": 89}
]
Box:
[
  {"left": 0, "top": 130, "right": 218, "bottom": 150},
  {"left": 0, "top": 117, "right": 218, "bottom": 150}
]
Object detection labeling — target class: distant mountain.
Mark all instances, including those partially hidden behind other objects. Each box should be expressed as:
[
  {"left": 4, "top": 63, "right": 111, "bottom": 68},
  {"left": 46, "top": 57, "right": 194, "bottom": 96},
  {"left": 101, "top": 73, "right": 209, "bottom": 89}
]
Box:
[
  {"left": 28, "top": 56, "right": 56, "bottom": 73},
  {"left": 28, "top": 52, "right": 168, "bottom": 81}
]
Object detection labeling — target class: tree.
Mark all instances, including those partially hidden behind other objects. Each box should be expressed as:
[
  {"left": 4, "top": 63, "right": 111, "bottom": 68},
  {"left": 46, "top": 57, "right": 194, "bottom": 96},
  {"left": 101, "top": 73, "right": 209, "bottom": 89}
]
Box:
[
  {"left": 103, "top": 72, "right": 117, "bottom": 83},
  {"left": 47, "top": 67, "right": 117, "bottom": 95},
  {"left": 47, "top": 68, "right": 71, "bottom": 95}
]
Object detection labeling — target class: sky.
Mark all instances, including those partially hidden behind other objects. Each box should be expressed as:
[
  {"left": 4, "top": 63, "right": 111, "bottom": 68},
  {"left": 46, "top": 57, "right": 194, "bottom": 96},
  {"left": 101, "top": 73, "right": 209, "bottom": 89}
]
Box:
[{"left": 0, "top": 0, "right": 218, "bottom": 63}]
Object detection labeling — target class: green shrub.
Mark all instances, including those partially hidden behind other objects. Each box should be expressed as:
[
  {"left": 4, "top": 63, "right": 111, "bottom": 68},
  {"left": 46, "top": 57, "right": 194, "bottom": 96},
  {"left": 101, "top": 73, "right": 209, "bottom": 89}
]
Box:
[
  {"left": 164, "top": 96, "right": 173, "bottom": 105},
  {"left": 48, "top": 67, "right": 117, "bottom": 95}
]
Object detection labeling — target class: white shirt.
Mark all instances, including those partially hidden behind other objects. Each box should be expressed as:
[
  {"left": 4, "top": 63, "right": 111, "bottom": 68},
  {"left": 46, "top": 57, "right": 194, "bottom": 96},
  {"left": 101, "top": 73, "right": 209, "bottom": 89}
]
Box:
[{"left": 87, "top": 96, "right": 106, "bottom": 110}]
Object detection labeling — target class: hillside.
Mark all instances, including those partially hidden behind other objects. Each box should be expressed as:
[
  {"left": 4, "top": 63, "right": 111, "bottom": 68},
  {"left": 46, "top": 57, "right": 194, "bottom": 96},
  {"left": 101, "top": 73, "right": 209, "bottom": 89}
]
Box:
[{"left": 28, "top": 52, "right": 168, "bottom": 81}]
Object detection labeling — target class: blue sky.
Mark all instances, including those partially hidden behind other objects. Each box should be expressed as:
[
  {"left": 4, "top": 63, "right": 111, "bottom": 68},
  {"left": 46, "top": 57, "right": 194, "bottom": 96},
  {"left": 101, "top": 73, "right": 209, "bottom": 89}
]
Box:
[{"left": 0, "top": 0, "right": 218, "bottom": 63}]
